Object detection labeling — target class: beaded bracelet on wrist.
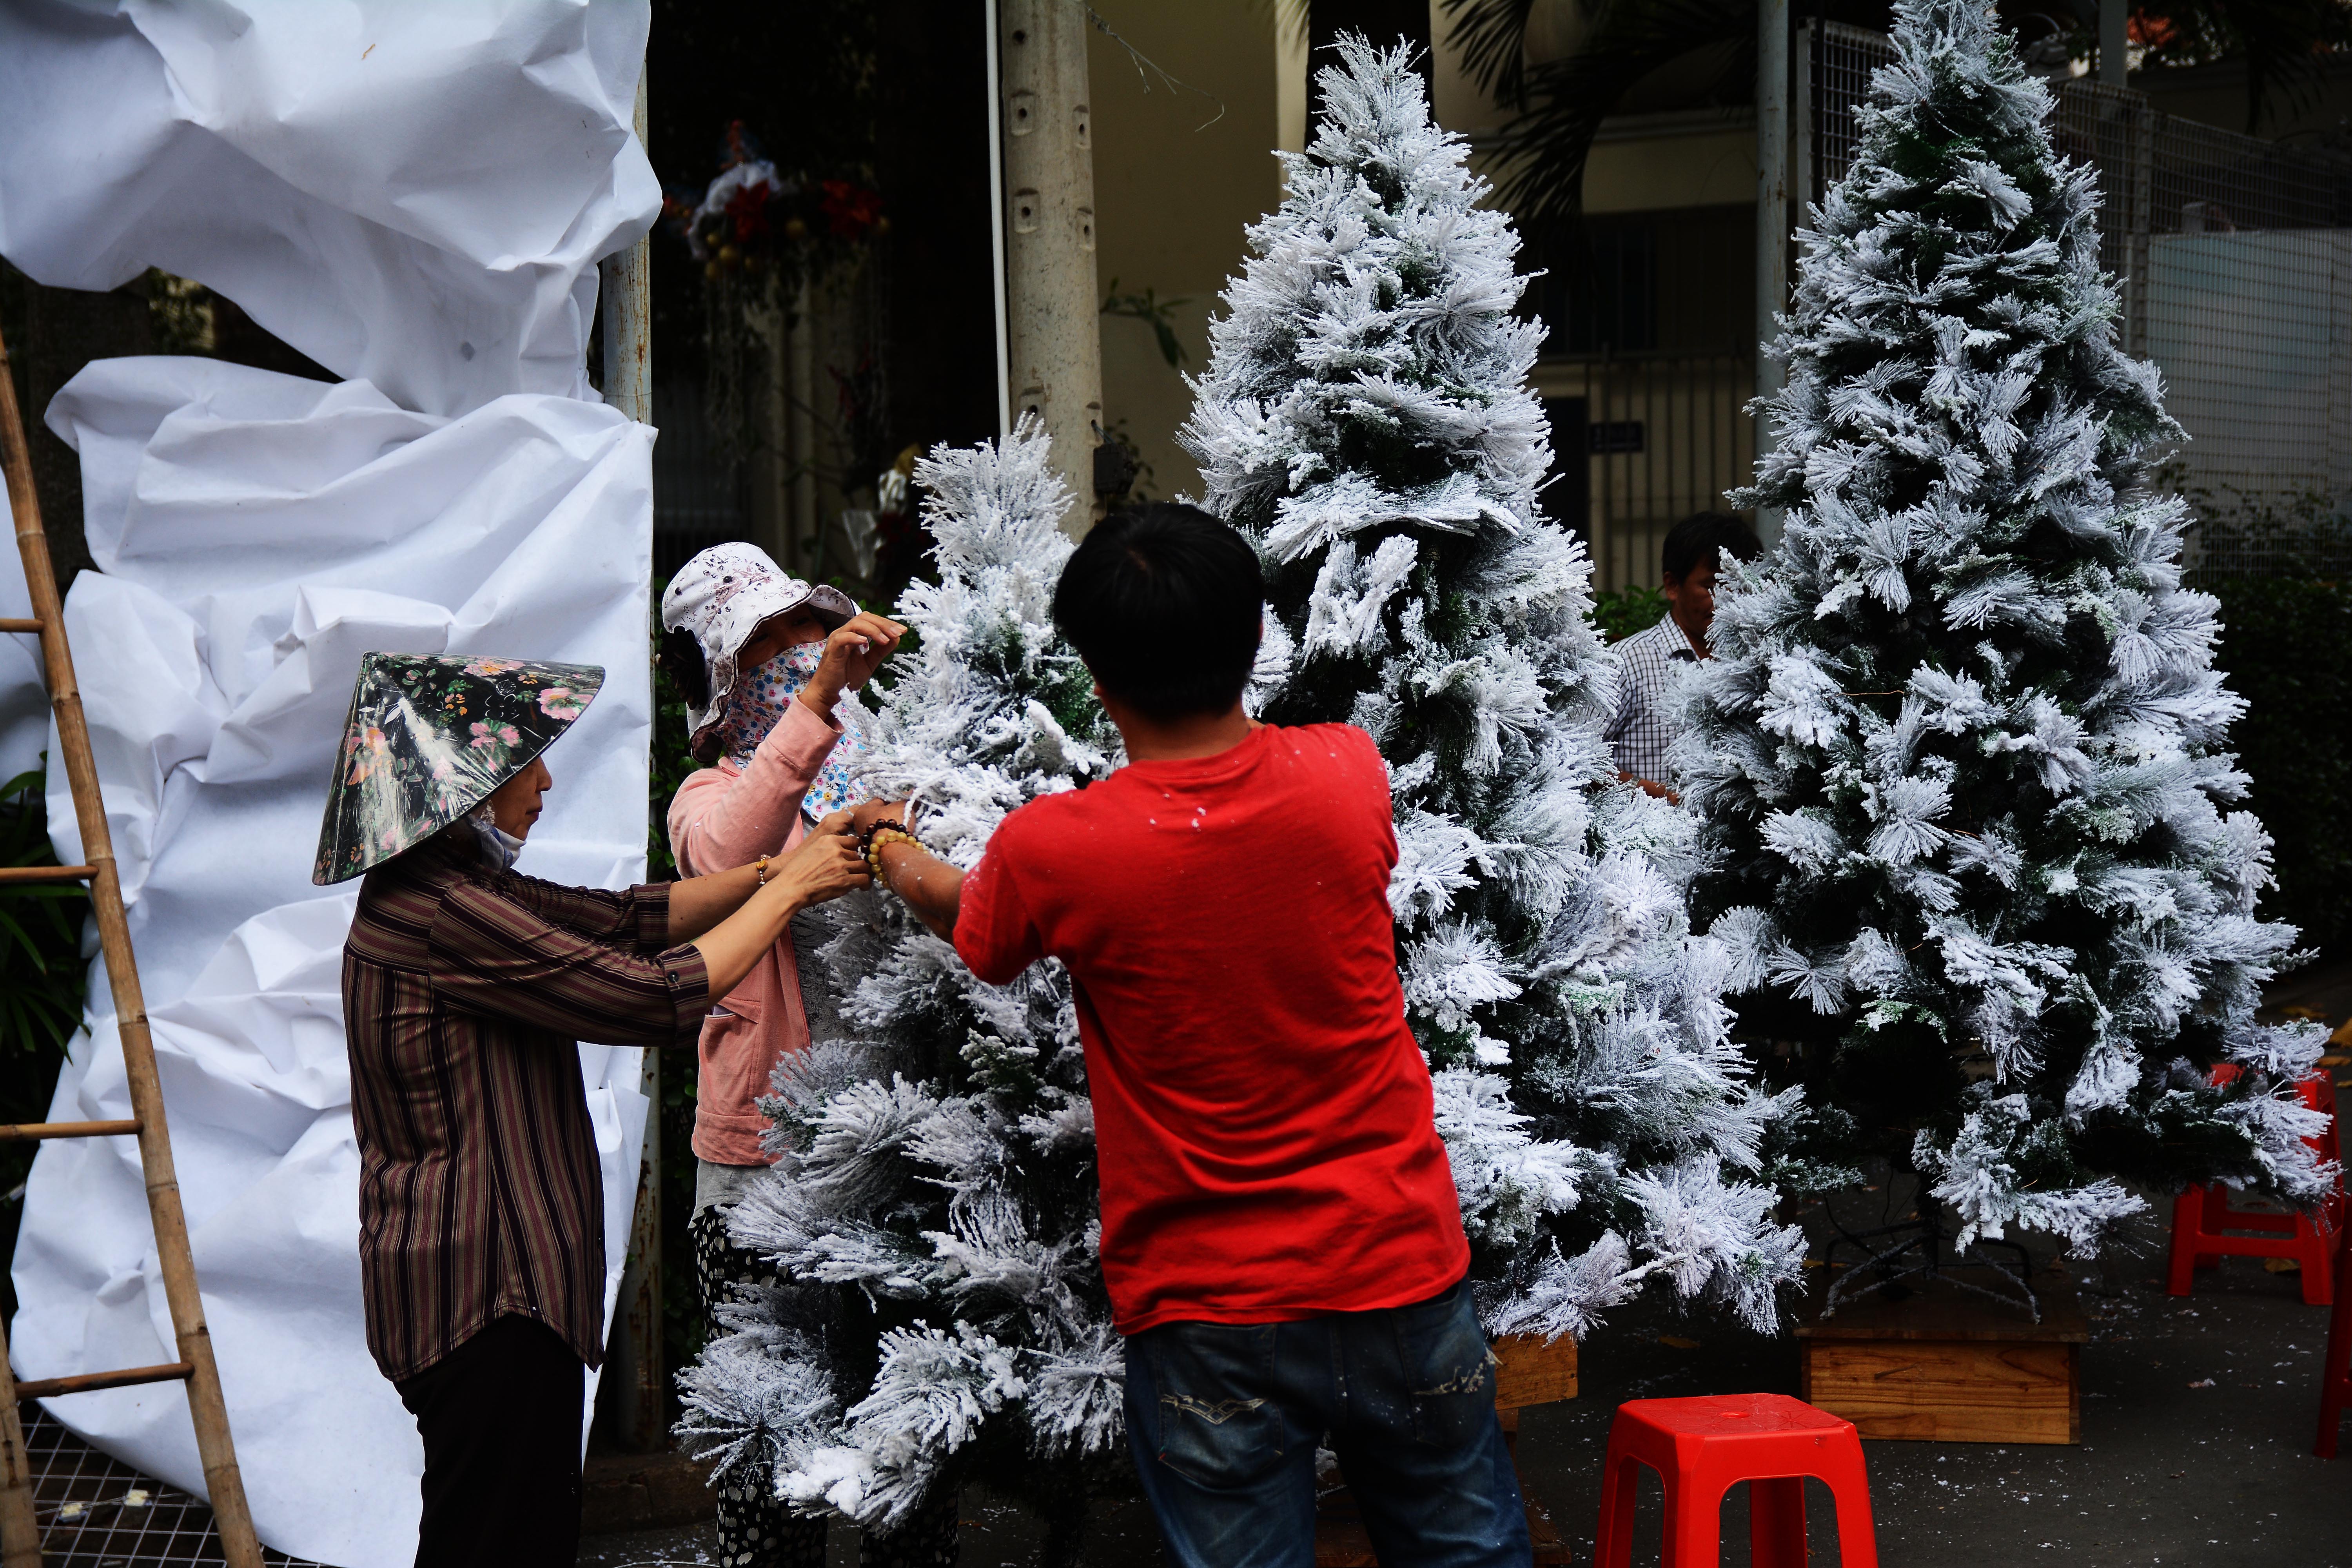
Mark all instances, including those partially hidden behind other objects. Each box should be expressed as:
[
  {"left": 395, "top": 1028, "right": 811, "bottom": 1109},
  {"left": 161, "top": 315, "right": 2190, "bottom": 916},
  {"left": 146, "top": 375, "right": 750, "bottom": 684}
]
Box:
[{"left": 863, "top": 826, "right": 924, "bottom": 885}]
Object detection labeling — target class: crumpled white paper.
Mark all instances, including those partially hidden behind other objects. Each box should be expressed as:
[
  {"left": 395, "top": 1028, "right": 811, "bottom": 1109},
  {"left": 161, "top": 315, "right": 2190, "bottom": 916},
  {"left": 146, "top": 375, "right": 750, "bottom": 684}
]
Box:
[
  {"left": 0, "top": 5, "right": 662, "bottom": 1560},
  {"left": 0, "top": 0, "right": 657, "bottom": 419},
  {"left": 13, "top": 358, "right": 656, "bottom": 1568}
]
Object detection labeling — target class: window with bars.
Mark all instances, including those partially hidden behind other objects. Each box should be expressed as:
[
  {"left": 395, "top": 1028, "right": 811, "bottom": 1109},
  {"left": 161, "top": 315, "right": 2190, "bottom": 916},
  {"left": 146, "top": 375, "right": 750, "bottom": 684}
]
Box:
[
  {"left": 1529, "top": 220, "right": 1659, "bottom": 354},
  {"left": 1529, "top": 207, "right": 1753, "bottom": 359}
]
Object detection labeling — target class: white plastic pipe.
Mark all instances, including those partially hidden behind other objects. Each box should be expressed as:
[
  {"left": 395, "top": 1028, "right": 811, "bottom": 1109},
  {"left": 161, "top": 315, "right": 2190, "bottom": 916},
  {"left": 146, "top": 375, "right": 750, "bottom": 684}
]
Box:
[
  {"left": 985, "top": 0, "right": 1012, "bottom": 437},
  {"left": 2099, "top": 0, "right": 2128, "bottom": 87},
  {"left": 1755, "top": 0, "right": 1789, "bottom": 543}
]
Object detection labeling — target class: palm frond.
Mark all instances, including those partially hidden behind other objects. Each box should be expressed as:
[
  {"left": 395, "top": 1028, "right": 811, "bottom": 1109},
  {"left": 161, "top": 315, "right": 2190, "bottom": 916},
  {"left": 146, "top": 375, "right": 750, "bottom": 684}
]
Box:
[
  {"left": 1438, "top": 0, "right": 1548, "bottom": 108},
  {"left": 1481, "top": 0, "right": 1753, "bottom": 230},
  {"left": 0, "top": 760, "right": 86, "bottom": 1058}
]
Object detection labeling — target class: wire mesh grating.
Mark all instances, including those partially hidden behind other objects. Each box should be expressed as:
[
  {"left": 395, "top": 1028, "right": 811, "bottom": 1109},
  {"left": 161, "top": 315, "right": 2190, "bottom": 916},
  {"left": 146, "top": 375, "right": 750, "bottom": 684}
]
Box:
[
  {"left": 1804, "top": 22, "right": 2352, "bottom": 566},
  {"left": 16, "top": 1406, "right": 327, "bottom": 1567}
]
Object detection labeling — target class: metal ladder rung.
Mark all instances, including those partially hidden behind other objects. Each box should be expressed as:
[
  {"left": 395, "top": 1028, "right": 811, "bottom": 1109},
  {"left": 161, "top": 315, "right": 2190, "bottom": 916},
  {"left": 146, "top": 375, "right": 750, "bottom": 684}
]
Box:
[
  {"left": 0, "top": 1121, "right": 141, "bottom": 1143},
  {"left": 0, "top": 619, "right": 40, "bottom": 634},
  {"left": 0, "top": 866, "right": 94, "bottom": 886},
  {"left": 13, "top": 1364, "right": 194, "bottom": 1403}
]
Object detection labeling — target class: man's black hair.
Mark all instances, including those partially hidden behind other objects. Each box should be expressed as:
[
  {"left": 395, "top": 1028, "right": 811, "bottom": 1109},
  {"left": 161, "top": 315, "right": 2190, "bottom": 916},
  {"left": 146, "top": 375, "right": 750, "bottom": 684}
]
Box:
[
  {"left": 1053, "top": 502, "right": 1262, "bottom": 721},
  {"left": 1661, "top": 512, "right": 1763, "bottom": 584}
]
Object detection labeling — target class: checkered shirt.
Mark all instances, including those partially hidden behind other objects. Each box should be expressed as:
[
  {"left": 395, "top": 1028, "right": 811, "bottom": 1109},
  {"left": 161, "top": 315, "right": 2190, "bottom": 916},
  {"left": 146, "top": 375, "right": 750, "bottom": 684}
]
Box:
[{"left": 1604, "top": 612, "right": 1704, "bottom": 787}]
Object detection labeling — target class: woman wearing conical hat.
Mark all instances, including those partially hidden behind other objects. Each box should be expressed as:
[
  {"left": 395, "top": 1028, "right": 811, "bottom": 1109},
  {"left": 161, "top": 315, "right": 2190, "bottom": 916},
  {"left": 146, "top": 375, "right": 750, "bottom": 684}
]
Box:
[{"left": 316, "top": 650, "right": 868, "bottom": 1568}]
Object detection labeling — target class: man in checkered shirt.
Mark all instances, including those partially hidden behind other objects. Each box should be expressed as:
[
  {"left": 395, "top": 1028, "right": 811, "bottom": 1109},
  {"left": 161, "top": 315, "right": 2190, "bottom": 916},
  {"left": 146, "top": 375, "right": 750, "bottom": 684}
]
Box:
[{"left": 1604, "top": 512, "right": 1761, "bottom": 800}]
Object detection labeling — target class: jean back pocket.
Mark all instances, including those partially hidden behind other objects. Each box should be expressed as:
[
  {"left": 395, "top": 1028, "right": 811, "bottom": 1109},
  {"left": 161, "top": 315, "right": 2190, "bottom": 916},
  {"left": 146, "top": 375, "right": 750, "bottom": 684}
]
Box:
[{"left": 1145, "top": 1321, "right": 1286, "bottom": 1489}]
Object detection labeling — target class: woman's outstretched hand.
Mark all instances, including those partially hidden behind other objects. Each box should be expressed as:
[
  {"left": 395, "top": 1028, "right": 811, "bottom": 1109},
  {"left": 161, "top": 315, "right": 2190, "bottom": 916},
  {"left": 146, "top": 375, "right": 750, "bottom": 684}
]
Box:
[
  {"left": 686, "top": 811, "right": 869, "bottom": 998},
  {"left": 798, "top": 611, "right": 907, "bottom": 720},
  {"left": 768, "top": 809, "right": 869, "bottom": 909}
]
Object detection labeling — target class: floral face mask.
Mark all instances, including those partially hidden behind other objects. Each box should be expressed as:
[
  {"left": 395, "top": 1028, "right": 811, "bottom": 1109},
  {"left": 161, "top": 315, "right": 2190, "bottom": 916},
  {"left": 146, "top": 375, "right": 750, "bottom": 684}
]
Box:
[{"left": 717, "top": 642, "right": 863, "bottom": 820}]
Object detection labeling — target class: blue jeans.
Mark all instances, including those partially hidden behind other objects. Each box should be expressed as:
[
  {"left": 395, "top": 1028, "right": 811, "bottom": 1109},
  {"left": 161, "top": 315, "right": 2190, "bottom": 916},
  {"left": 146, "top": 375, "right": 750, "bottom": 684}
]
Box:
[{"left": 1123, "top": 1277, "right": 1530, "bottom": 1568}]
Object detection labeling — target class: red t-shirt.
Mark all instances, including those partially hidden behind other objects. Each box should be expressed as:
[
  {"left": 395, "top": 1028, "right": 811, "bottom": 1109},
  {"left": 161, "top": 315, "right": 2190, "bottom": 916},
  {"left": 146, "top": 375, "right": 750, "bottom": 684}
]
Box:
[{"left": 954, "top": 722, "right": 1469, "bottom": 1334}]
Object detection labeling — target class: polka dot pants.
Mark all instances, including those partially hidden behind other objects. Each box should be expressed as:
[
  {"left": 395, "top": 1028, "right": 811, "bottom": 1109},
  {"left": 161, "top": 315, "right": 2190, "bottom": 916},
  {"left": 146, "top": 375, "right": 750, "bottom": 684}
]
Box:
[
  {"left": 695, "top": 1205, "right": 828, "bottom": 1567},
  {"left": 692, "top": 1205, "right": 960, "bottom": 1566}
]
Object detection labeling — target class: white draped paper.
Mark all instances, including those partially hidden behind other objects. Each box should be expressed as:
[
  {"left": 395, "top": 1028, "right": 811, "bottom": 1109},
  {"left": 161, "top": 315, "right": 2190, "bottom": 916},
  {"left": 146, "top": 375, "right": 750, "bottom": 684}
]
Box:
[
  {"left": 16, "top": 360, "right": 657, "bottom": 1568},
  {"left": 0, "top": 5, "right": 662, "bottom": 1565},
  {"left": 0, "top": 0, "right": 658, "bottom": 418}
]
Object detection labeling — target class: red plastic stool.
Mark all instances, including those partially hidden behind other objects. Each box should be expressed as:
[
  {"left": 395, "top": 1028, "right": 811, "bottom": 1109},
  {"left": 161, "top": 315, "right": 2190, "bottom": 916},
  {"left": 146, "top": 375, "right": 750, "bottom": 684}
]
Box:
[
  {"left": 2319, "top": 1160, "right": 2352, "bottom": 1457},
  {"left": 1593, "top": 1392, "right": 1877, "bottom": 1568},
  {"left": 2167, "top": 1070, "right": 2342, "bottom": 1307}
]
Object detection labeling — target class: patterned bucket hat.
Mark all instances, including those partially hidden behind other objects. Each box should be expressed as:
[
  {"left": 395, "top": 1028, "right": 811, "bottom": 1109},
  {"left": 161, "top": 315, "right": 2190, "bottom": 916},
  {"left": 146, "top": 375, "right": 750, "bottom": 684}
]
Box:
[
  {"left": 312, "top": 652, "right": 604, "bottom": 885},
  {"left": 660, "top": 543, "right": 855, "bottom": 765}
]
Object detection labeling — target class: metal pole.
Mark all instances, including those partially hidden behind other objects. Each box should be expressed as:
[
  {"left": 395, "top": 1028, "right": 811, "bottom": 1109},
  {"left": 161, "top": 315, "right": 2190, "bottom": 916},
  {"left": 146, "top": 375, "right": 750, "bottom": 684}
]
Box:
[
  {"left": 598, "top": 72, "right": 664, "bottom": 1455},
  {"left": 985, "top": 0, "right": 1013, "bottom": 439},
  {"left": 2099, "top": 0, "right": 2128, "bottom": 88},
  {"left": 1755, "top": 0, "right": 1790, "bottom": 544},
  {"left": 998, "top": 0, "right": 1104, "bottom": 528},
  {"left": 599, "top": 81, "right": 652, "bottom": 428},
  {"left": 1793, "top": 20, "right": 1814, "bottom": 231}
]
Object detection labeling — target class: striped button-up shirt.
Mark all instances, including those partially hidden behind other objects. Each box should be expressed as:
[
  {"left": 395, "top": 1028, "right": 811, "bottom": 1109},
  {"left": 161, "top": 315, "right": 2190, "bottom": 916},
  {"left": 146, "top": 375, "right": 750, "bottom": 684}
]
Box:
[
  {"left": 342, "top": 832, "right": 711, "bottom": 1383},
  {"left": 1604, "top": 610, "right": 1704, "bottom": 787}
]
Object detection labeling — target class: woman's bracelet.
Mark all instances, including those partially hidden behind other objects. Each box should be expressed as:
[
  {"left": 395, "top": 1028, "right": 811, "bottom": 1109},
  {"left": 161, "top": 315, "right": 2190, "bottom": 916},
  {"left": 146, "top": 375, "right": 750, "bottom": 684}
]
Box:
[
  {"left": 853, "top": 814, "right": 913, "bottom": 858},
  {"left": 862, "top": 826, "right": 924, "bottom": 887},
  {"left": 754, "top": 853, "right": 769, "bottom": 888}
]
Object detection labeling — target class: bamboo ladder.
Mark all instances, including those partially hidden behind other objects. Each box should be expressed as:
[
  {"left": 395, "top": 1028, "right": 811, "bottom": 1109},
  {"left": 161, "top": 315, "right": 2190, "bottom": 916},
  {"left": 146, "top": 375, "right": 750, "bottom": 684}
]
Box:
[{"left": 0, "top": 323, "right": 263, "bottom": 1567}]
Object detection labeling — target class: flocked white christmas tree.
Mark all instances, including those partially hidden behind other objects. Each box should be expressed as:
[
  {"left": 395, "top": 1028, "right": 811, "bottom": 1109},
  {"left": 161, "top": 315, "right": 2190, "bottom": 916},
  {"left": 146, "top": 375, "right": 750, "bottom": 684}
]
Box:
[
  {"left": 1179, "top": 35, "right": 1809, "bottom": 1344},
  {"left": 677, "top": 420, "right": 1128, "bottom": 1544},
  {"left": 1677, "top": 0, "right": 2334, "bottom": 1262}
]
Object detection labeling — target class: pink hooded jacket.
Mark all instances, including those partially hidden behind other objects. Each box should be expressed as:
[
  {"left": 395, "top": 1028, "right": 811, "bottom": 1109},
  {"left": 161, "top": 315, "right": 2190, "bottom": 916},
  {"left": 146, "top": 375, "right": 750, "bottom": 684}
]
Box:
[{"left": 666, "top": 697, "right": 843, "bottom": 1164}]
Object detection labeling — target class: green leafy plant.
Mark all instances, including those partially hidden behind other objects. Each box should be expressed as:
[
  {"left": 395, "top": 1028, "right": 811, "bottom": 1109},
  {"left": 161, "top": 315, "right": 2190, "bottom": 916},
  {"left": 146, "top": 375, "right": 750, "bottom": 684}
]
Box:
[
  {"left": 0, "top": 760, "right": 86, "bottom": 1324},
  {"left": 0, "top": 763, "right": 87, "bottom": 1057},
  {"left": 2171, "top": 488, "right": 2352, "bottom": 959},
  {"left": 648, "top": 620, "right": 699, "bottom": 881},
  {"left": 1100, "top": 277, "right": 1190, "bottom": 369},
  {"left": 1590, "top": 583, "right": 1668, "bottom": 643},
  {"left": 2205, "top": 573, "right": 2352, "bottom": 957}
]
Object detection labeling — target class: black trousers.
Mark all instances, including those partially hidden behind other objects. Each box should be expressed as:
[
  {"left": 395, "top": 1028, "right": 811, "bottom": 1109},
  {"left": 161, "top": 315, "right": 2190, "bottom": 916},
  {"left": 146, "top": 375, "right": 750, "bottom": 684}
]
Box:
[{"left": 394, "top": 1313, "right": 585, "bottom": 1568}]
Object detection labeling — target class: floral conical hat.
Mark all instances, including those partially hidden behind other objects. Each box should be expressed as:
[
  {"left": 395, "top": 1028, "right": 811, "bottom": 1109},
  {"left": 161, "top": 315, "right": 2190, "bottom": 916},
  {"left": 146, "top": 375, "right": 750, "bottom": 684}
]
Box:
[{"left": 313, "top": 652, "right": 603, "bottom": 886}]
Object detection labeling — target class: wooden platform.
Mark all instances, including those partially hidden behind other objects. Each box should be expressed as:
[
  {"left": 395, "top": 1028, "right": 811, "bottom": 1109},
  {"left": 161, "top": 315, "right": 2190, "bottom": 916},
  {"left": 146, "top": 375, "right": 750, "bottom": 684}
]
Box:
[
  {"left": 1493, "top": 1329, "right": 1580, "bottom": 1408},
  {"left": 1796, "top": 1267, "right": 2087, "bottom": 1445},
  {"left": 1312, "top": 1331, "right": 1578, "bottom": 1563}
]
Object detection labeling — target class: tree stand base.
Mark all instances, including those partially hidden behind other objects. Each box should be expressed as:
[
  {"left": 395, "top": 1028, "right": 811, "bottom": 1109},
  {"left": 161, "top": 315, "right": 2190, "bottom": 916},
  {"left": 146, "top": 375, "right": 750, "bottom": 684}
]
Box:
[
  {"left": 1313, "top": 1332, "right": 1579, "bottom": 1564},
  {"left": 1797, "top": 1267, "right": 2086, "bottom": 1444}
]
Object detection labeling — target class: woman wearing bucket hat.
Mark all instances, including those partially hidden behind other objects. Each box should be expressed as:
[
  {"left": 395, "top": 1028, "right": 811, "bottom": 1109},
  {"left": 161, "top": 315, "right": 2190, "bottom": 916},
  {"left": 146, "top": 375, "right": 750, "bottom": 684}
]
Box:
[
  {"left": 659, "top": 544, "right": 935, "bottom": 1568},
  {"left": 317, "top": 650, "right": 868, "bottom": 1568}
]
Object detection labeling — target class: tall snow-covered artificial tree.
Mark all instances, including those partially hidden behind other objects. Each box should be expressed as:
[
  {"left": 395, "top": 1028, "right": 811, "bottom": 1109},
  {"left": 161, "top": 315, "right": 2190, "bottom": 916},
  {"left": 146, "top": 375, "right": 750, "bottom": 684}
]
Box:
[
  {"left": 677, "top": 421, "right": 1130, "bottom": 1545},
  {"left": 1677, "top": 0, "right": 2334, "bottom": 1268},
  {"left": 1179, "top": 36, "right": 1809, "bottom": 1343}
]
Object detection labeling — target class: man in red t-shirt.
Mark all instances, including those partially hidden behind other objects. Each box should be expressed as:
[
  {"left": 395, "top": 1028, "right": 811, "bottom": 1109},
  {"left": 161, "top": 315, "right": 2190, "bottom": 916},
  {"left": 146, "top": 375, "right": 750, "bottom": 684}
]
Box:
[{"left": 854, "top": 503, "right": 1528, "bottom": 1568}]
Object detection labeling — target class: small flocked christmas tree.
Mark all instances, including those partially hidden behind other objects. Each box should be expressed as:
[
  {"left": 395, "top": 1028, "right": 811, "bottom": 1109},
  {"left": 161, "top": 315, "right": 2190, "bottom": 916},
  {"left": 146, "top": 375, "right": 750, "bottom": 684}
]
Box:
[
  {"left": 1180, "top": 35, "right": 1807, "bottom": 1342},
  {"left": 1678, "top": 0, "right": 2334, "bottom": 1263},
  {"left": 677, "top": 421, "right": 1128, "bottom": 1544}
]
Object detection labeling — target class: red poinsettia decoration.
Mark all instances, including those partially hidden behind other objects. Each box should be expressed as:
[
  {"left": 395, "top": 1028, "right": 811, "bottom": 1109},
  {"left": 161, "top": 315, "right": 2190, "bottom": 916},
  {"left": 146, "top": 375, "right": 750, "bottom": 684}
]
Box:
[
  {"left": 820, "top": 180, "right": 885, "bottom": 240},
  {"left": 726, "top": 180, "right": 773, "bottom": 244}
]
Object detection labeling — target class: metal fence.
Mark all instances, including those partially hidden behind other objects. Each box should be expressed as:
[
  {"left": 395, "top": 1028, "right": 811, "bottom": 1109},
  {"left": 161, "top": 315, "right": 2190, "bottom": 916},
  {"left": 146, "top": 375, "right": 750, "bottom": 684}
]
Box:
[
  {"left": 1535, "top": 352, "right": 1758, "bottom": 590},
  {"left": 1802, "top": 22, "right": 2352, "bottom": 558}
]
